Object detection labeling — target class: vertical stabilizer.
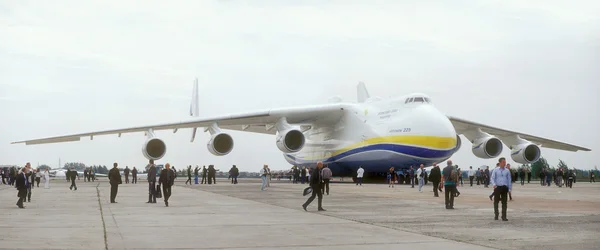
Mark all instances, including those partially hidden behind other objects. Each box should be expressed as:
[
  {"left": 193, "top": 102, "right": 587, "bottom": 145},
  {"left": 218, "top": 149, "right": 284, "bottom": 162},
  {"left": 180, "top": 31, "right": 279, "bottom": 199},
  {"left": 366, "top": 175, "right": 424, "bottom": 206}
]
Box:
[
  {"left": 190, "top": 78, "right": 200, "bottom": 117},
  {"left": 357, "top": 81, "right": 370, "bottom": 103},
  {"left": 190, "top": 78, "right": 200, "bottom": 142}
]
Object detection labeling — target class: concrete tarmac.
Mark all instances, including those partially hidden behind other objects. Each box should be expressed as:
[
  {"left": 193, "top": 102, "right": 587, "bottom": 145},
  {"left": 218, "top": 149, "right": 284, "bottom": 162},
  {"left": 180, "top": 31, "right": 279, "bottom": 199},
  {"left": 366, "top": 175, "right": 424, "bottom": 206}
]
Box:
[{"left": 0, "top": 178, "right": 598, "bottom": 250}]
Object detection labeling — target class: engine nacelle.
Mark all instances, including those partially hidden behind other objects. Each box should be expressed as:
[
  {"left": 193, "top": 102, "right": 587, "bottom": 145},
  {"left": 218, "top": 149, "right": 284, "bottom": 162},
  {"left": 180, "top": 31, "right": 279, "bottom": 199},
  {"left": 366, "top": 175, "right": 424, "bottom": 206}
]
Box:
[
  {"left": 276, "top": 128, "right": 306, "bottom": 153},
  {"left": 207, "top": 133, "right": 234, "bottom": 156},
  {"left": 471, "top": 136, "right": 503, "bottom": 159},
  {"left": 142, "top": 138, "right": 167, "bottom": 160},
  {"left": 510, "top": 143, "right": 541, "bottom": 164}
]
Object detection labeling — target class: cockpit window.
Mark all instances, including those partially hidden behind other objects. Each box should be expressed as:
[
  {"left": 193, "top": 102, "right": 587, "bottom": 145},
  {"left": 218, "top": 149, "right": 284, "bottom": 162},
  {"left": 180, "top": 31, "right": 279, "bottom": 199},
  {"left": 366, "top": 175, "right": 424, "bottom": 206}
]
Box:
[{"left": 405, "top": 96, "right": 431, "bottom": 104}]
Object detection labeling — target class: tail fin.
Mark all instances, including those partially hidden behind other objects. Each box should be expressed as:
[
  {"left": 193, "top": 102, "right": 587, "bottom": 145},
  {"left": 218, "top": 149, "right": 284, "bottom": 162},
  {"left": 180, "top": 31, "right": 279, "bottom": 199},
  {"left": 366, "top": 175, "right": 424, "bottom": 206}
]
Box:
[
  {"left": 190, "top": 78, "right": 199, "bottom": 142},
  {"left": 357, "top": 81, "right": 370, "bottom": 103},
  {"left": 190, "top": 78, "right": 200, "bottom": 117}
]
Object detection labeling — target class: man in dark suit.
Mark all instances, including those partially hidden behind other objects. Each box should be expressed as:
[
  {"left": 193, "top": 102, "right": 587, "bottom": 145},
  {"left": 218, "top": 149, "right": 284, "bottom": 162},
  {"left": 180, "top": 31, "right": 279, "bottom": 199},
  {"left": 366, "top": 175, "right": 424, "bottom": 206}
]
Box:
[
  {"left": 201, "top": 166, "right": 207, "bottom": 184},
  {"left": 159, "top": 163, "right": 174, "bottom": 207},
  {"left": 147, "top": 159, "right": 157, "bottom": 204},
  {"left": 108, "top": 163, "right": 122, "bottom": 203},
  {"left": 131, "top": 167, "right": 138, "bottom": 184},
  {"left": 429, "top": 163, "right": 442, "bottom": 197},
  {"left": 302, "top": 161, "right": 326, "bottom": 212},
  {"left": 15, "top": 167, "right": 30, "bottom": 208},
  {"left": 185, "top": 165, "right": 192, "bottom": 185},
  {"left": 68, "top": 168, "right": 78, "bottom": 190},
  {"left": 208, "top": 165, "right": 216, "bottom": 184},
  {"left": 16, "top": 167, "right": 30, "bottom": 208},
  {"left": 124, "top": 166, "right": 130, "bottom": 184}
]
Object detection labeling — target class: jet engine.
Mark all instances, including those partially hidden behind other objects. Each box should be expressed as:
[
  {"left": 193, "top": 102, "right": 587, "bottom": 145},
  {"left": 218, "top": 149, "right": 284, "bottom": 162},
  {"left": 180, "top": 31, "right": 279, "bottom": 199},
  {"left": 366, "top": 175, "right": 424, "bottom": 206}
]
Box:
[
  {"left": 510, "top": 143, "right": 541, "bottom": 164},
  {"left": 276, "top": 128, "right": 306, "bottom": 153},
  {"left": 142, "top": 137, "right": 167, "bottom": 160},
  {"left": 207, "top": 133, "right": 234, "bottom": 156},
  {"left": 471, "top": 136, "right": 503, "bottom": 159}
]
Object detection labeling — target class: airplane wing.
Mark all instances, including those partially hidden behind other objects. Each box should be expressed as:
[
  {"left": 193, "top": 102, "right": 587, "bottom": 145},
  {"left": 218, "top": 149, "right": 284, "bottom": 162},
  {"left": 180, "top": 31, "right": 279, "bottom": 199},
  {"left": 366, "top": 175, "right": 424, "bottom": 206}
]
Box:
[
  {"left": 11, "top": 104, "right": 347, "bottom": 145},
  {"left": 448, "top": 116, "right": 591, "bottom": 152}
]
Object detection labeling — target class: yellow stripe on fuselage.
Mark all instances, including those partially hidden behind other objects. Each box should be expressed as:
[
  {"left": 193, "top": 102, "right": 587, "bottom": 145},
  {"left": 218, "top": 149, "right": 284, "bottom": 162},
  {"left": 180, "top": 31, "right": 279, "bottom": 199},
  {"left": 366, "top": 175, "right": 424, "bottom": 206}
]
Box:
[
  {"left": 332, "top": 135, "right": 456, "bottom": 156},
  {"left": 290, "top": 135, "right": 458, "bottom": 162}
]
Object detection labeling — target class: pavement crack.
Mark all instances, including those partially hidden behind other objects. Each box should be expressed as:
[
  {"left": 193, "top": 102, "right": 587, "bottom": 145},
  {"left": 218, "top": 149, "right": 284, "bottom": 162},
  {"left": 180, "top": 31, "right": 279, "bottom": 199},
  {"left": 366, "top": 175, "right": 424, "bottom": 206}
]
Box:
[
  {"left": 95, "top": 183, "right": 109, "bottom": 250},
  {"left": 107, "top": 200, "right": 126, "bottom": 244}
]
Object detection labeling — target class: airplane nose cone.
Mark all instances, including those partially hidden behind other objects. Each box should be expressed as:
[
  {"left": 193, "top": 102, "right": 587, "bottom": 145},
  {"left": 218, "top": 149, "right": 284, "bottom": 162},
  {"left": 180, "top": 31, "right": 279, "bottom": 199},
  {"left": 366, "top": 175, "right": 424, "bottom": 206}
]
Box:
[{"left": 410, "top": 104, "right": 457, "bottom": 147}]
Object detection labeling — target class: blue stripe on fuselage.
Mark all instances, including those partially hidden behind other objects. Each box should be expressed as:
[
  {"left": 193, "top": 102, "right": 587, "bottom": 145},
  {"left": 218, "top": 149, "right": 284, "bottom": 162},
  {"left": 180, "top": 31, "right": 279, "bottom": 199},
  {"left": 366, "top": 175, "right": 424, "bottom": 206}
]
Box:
[{"left": 284, "top": 143, "right": 455, "bottom": 174}]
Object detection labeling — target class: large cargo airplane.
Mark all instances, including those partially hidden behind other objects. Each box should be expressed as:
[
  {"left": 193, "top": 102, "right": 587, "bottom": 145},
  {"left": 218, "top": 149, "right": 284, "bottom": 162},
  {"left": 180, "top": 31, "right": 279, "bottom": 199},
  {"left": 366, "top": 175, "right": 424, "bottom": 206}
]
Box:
[{"left": 11, "top": 80, "right": 591, "bottom": 177}]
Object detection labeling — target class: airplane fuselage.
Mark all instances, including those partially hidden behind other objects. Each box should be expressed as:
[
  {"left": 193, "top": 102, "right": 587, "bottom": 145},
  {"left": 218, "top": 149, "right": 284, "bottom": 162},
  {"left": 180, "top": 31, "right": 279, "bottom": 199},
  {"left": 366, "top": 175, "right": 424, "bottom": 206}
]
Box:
[{"left": 284, "top": 94, "right": 459, "bottom": 176}]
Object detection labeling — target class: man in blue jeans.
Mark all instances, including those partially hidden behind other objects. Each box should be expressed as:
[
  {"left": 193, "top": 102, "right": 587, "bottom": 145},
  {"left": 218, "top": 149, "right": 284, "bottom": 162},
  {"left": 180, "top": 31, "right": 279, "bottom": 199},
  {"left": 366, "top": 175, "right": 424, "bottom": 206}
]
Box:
[
  {"left": 408, "top": 166, "right": 415, "bottom": 188},
  {"left": 490, "top": 157, "right": 512, "bottom": 221},
  {"left": 442, "top": 160, "right": 457, "bottom": 209},
  {"left": 260, "top": 165, "right": 268, "bottom": 191}
]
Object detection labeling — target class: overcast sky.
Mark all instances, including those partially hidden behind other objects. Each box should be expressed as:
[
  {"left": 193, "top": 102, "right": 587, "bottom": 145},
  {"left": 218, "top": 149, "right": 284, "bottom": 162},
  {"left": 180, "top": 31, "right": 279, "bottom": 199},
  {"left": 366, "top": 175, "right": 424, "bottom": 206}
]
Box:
[{"left": 1, "top": 0, "right": 598, "bottom": 172}]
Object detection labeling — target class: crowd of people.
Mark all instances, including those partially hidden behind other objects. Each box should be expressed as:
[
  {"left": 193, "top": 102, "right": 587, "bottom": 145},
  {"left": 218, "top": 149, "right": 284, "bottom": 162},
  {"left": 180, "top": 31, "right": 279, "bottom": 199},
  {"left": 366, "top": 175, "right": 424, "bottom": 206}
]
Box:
[
  {"left": 5, "top": 159, "right": 596, "bottom": 213},
  {"left": 9, "top": 163, "right": 50, "bottom": 208}
]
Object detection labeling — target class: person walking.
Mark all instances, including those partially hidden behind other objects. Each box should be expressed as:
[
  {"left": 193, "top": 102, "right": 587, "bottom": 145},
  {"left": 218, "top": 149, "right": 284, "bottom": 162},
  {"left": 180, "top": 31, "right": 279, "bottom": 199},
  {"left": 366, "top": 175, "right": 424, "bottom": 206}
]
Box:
[
  {"left": 159, "top": 163, "right": 174, "bottom": 207},
  {"left": 25, "top": 164, "right": 33, "bottom": 202},
  {"left": 68, "top": 168, "right": 78, "bottom": 191},
  {"left": 124, "top": 166, "right": 130, "bottom": 184},
  {"left": 266, "top": 165, "right": 272, "bottom": 187},
  {"left": 16, "top": 167, "right": 29, "bottom": 208},
  {"left": 566, "top": 170, "right": 574, "bottom": 188},
  {"left": 429, "top": 163, "right": 442, "bottom": 197},
  {"left": 147, "top": 159, "right": 157, "bottom": 204},
  {"left": 417, "top": 164, "right": 425, "bottom": 192},
  {"left": 131, "top": 167, "right": 138, "bottom": 184},
  {"left": 321, "top": 164, "right": 332, "bottom": 195},
  {"left": 442, "top": 160, "right": 457, "bottom": 209},
  {"left": 356, "top": 166, "right": 364, "bottom": 186},
  {"left": 35, "top": 168, "right": 41, "bottom": 188},
  {"left": 260, "top": 165, "right": 268, "bottom": 191},
  {"left": 208, "top": 165, "right": 216, "bottom": 184},
  {"left": 201, "top": 166, "right": 207, "bottom": 184},
  {"left": 468, "top": 166, "right": 475, "bottom": 186},
  {"left": 108, "top": 163, "right": 122, "bottom": 203},
  {"left": 185, "top": 165, "right": 192, "bottom": 185},
  {"left": 194, "top": 166, "right": 199, "bottom": 184},
  {"left": 388, "top": 167, "right": 396, "bottom": 188},
  {"left": 490, "top": 157, "right": 511, "bottom": 221},
  {"left": 457, "top": 167, "right": 463, "bottom": 187},
  {"left": 230, "top": 165, "right": 239, "bottom": 184},
  {"left": 302, "top": 161, "right": 326, "bottom": 212},
  {"left": 43, "top": 168, "right": 50, "bottom": 189},
  {"left": 408, "top": 166, "right": 415, "bottom": 188},
  {"left": 484, "top": 166, "right": 491, "bottom": 188}
]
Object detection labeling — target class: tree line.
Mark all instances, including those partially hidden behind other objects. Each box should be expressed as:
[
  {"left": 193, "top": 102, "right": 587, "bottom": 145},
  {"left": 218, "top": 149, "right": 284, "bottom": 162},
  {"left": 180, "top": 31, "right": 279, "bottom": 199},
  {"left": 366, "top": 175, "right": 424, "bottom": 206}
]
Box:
[
  {"left": 62, "top": 162, "right": 110, "bottom": 174},
  {"left": 34, "top": 159, "right": 600, "bottom": 179},
  {"left": 517, "top": 158, "right": 598, "bottom": 179}
]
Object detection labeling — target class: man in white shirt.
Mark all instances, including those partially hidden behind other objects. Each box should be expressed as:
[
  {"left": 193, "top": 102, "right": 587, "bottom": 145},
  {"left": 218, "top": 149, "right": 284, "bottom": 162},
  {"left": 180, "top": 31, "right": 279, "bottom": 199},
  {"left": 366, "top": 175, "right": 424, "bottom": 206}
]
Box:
[
  {"left": 468, "top": 166, "right": 476, "bottom": 187},
  {"left": 260, "top": 165, "right": 268, "bottom": 191},
  {"left": 43, "top": 168, "right": 50, "bottom": 189},
  {"left": 356, "top": 166, "right": 364, "bottom": 186}
]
